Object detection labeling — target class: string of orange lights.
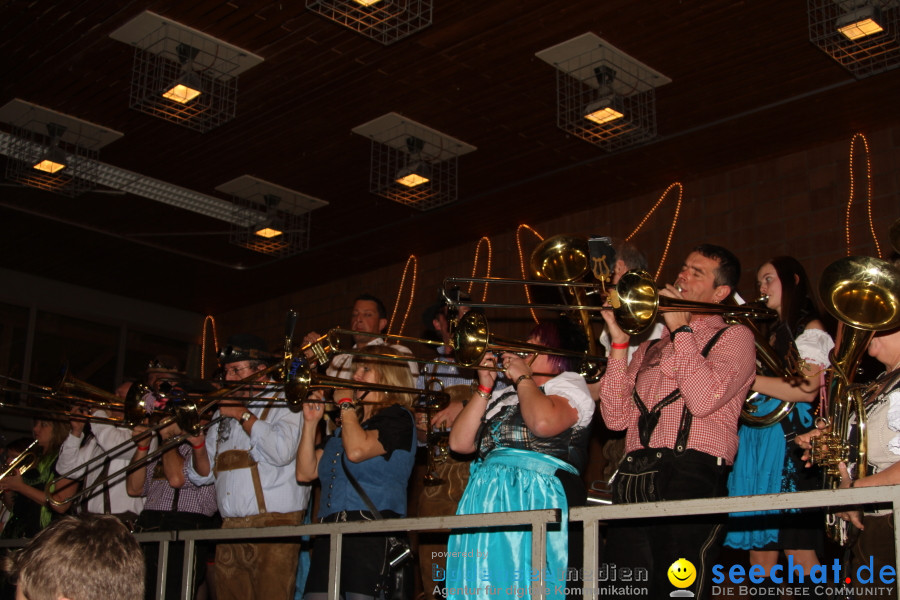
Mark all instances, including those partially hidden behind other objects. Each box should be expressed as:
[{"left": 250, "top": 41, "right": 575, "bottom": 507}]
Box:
[
  {"left": 845, "top": 133, "right": 881, "bottom": 258},
  {"left": 388, "top": 254, "right": 418, "bottom": 336}
]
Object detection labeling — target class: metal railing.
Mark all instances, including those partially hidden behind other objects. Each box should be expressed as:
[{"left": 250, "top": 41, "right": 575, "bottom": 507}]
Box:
[{"left": 1, "top": 485, "right": 898, "bottom": 600}]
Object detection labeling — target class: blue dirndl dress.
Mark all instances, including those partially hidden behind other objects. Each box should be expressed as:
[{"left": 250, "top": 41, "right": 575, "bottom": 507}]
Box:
[
  {"left": 445, "top": 374, "right": 593, "bottom": 600},
  {"left": 724, "top": 395, "right": 816, "bottom": 550}
]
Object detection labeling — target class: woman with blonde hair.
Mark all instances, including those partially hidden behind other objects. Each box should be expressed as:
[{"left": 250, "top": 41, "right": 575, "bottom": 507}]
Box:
[
  {"left": 0, "top": 417, "right": 73, "bottom": 538},
  {"left": 297, "top": 346, "right": 417, "bottom": 599}
]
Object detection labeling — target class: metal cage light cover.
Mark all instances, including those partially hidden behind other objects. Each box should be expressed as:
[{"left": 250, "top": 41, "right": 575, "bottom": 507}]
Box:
[
  {"left": 0, "top": 99, "right": 123, "bottom": 197},
  {"left": 218, "top": 176, "right": 328, "bottom": 258},
  {"left": 536, "top": 33, "right": 671, "bottom": 153},
  {"left": 809, "top": 0, "right": 900, "bottom": 78},
  {"left": 111, "top": 12, "right": 264, "bottom": 133},
  {"left": 352, "top": 113, "right": 476, "bottom": 211},
  {"left": 306, "top": 0, "right": 433, "bottom": 45}
]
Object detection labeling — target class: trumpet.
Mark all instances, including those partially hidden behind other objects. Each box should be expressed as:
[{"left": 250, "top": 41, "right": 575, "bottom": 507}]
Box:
[{"left": 0, "top": 439, "right": 38, "bottom": 484}]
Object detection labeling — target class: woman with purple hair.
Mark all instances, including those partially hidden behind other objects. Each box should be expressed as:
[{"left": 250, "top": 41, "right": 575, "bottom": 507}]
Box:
[{"left": 445, "top": 317, "right": 594, "bottom": 600}]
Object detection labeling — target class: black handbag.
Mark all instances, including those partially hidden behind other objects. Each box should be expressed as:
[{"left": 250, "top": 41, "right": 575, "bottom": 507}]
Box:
[{"left": 340, "top": 455, "right": 413, "bottom": 599}]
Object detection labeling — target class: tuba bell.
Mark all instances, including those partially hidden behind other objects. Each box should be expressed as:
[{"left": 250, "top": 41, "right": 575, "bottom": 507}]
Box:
[
  {"left": 530, "top": 235, "right": 605, "bottom": 382},
  {"left": 811, "top": 256, "right": 900, "bottom": 488}
]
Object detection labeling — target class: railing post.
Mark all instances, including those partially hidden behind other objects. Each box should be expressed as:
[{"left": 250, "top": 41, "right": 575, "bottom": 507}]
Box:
[
  {"left": 181, "top": 538, "right": 196, "bottom": 600},
  {"left": 156, "top": 538, "right": 168, "bottom": 600},
  {"left": 532, "top": 516, "right": 548, "bottom": 600},
  {"left": 581, "top": 515, "right": 600, "bottom": 600},
  {"left": 328, "top": 532, "right": 343, "bottom": 600}
]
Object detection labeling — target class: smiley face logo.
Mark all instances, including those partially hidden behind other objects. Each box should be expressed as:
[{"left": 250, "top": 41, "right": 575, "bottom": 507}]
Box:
[{"left": 667, "top": 558, "right": 696, "bottom": 589}]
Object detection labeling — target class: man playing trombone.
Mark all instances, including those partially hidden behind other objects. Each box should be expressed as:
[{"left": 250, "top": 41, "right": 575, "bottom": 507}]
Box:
[
  {"left": 54, "top": 378, "right": 148, "bottom": 524},
  {"left": 185, "top": 334, "right": 308, "bottom": 600},
  {"left": 596, "top": 244, "right": 756, "bottom": 600}
]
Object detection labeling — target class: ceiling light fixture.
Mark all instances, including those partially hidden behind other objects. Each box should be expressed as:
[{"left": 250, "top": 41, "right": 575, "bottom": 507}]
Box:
[
  {"left": 584, "top": 99, "right": 624, "bottom": 125},
  {"left": 537, "top": 34, "right": 670, "bottom": 152},
  {"left": 0, "top": 99, "right": 122, "bottom": 197},
  {"left": 220, "top": 177, "right": 327, "bottom": 257},
  {"left": 837, "top": 5, "right": 884, "bottom": 39},
  {"left": 353, "top": 113, "right": 476, "bottom": 211},
  {"left": 111, "top": 12, "right": 264, "bottom": 132},
  {"left": 809, "top": 1, "right": 900, "bottom": 78},
  {"left": 254, "top": 223, "right": 284, "bottom": 239},
  {"left": 32, "top": 124, "right": 68, "bottom": 173},
  {"left": 306, "top": 0, "right": 432, "bottom": 45},
  {"left": 583, "top": 66, "right": 625, "bottom": 125},
  {"left": 395, "top": 137, "right": 431, "bottom": 187},
  {"left": 161, "top": 45, "right": 203, "bottom": 104},
  {"left": 254, "top": 195, "right": 285, "bottom": 238}
]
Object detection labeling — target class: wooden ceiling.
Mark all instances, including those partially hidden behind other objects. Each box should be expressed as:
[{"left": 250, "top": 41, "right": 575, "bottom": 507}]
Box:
[{"left": 1, "top": 0, "right": 899, "bottom": 314}]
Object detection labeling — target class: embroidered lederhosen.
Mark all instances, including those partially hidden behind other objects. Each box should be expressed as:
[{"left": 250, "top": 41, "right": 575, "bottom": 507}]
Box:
[
  {"left": 213, "top": 402, "right": 274, "bottom": 514},
  {"left": 613, "top": 327, "right": 729, "bottom": 504}
]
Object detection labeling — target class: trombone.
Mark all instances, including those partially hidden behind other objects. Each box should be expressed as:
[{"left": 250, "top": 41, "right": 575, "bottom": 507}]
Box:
[
  {"left": 48, "top": 415, "right": 228, "bottom": 508},
  {"left": 299, "top": 320, "right": 604, "bottom": 381},
  {"left": 444, "top": 268, "right": 778, "bottom": 336},
  {"left": 451, "top": 311, "right": 605, "bottom": 379},
  {"left": 0, "top": 439, "right": 38, "bottom": 484},
  {"left": 283, "top": 362, "right": 450, "bottom": 408}
]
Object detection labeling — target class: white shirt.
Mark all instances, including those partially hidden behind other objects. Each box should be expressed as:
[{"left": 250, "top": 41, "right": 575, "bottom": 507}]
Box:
[
  {"left": 485, "top": 371, "right": 595, "bottom": 429},
  {"left": 186, "top": 387, "right": 308, "bottom": 517},
  {"left": 55, "top": 411, "right": 145, "bottom": 516}
]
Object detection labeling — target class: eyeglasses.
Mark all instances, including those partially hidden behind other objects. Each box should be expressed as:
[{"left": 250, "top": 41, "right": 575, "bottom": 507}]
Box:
[
  {"left": 147, "top": 359, "right": 178, "bottom": 371},
  {"left": 224, "top": 365, "right": 256, "bottom": 378}
]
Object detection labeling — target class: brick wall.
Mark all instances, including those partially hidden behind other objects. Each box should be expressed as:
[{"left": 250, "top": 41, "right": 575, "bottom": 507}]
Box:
[{"left": 217, "top": 127, "right": 900, "bottom": 345}]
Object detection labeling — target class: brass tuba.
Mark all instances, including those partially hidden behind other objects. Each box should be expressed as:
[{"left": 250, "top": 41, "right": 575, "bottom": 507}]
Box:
[
  {"left": 811, "top": 256, "right": 900, "bottom": 487},
  {"left": 733, "top": 295, "right": 802, "bottom": 427}
]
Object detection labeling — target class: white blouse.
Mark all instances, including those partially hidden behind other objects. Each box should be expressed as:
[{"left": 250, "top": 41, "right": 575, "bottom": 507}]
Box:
[{"left": 794, "top": 327, "right": 834, "bottom": 368}]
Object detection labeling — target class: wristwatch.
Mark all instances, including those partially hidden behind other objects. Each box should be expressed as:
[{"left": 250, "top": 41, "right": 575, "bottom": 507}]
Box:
[
  {"left": 672, "top": 325, "right": 693, "bottom": 337},
  {"left": 239, "top": 411, "right": 253, "bottom": 424}
]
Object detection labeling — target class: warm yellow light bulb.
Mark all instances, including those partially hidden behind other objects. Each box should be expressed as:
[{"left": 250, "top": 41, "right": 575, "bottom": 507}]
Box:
[
  {"left": 354, "top": 0, "right": 382, "bottom": 5},
  {"left": 585, "top": 107, "right": 624, "bottom": 125},
  {"left": 838, "top": 17, "right": 884, "bottom": 40},
  {"left": 162, "top": 83, "right": 202, "bottom": 104},
  {"left": 396, "top": 173, "right": 430, "bottom": 187},
  {"left": 255, "top": 227, "right": 283, "bottom": 239},
  {"left": 33, "top": 159, "right": 66, "bottom": 173}
]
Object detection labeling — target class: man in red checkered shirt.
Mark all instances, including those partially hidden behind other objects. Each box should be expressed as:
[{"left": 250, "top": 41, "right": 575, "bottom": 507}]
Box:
[{"left": 597, "top": 244, "right": 756, "bottom": 600}]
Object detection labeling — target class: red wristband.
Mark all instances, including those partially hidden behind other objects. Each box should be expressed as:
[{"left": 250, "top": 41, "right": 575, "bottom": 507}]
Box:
[
  {"left": 192, "top": 441, "right": 205, "bottom": 450},
  {"left": 336, "top": 397, "right": 353, "bottom": 406},
  {"left": 136, "top": 445, "right": 150, "bottom": 452},
  {"left": 477, "top": 384, "right": 492, "bottom": 394},
  {"left": 611, "top": 342, "right": 629, "bottom": 350}
]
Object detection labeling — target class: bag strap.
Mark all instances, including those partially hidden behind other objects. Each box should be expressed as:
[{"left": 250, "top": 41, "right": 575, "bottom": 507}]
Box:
[{"left": 340, "top": 454, "right": 384, "bottom": 520}]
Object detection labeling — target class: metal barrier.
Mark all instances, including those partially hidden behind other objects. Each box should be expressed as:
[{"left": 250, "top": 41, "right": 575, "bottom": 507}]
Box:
[
  {"left": 572, "top": 485, "right": 900, "bottom": 600},
  {"left": 1, "top": 486, "right": 898, "bottom": 600}
]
